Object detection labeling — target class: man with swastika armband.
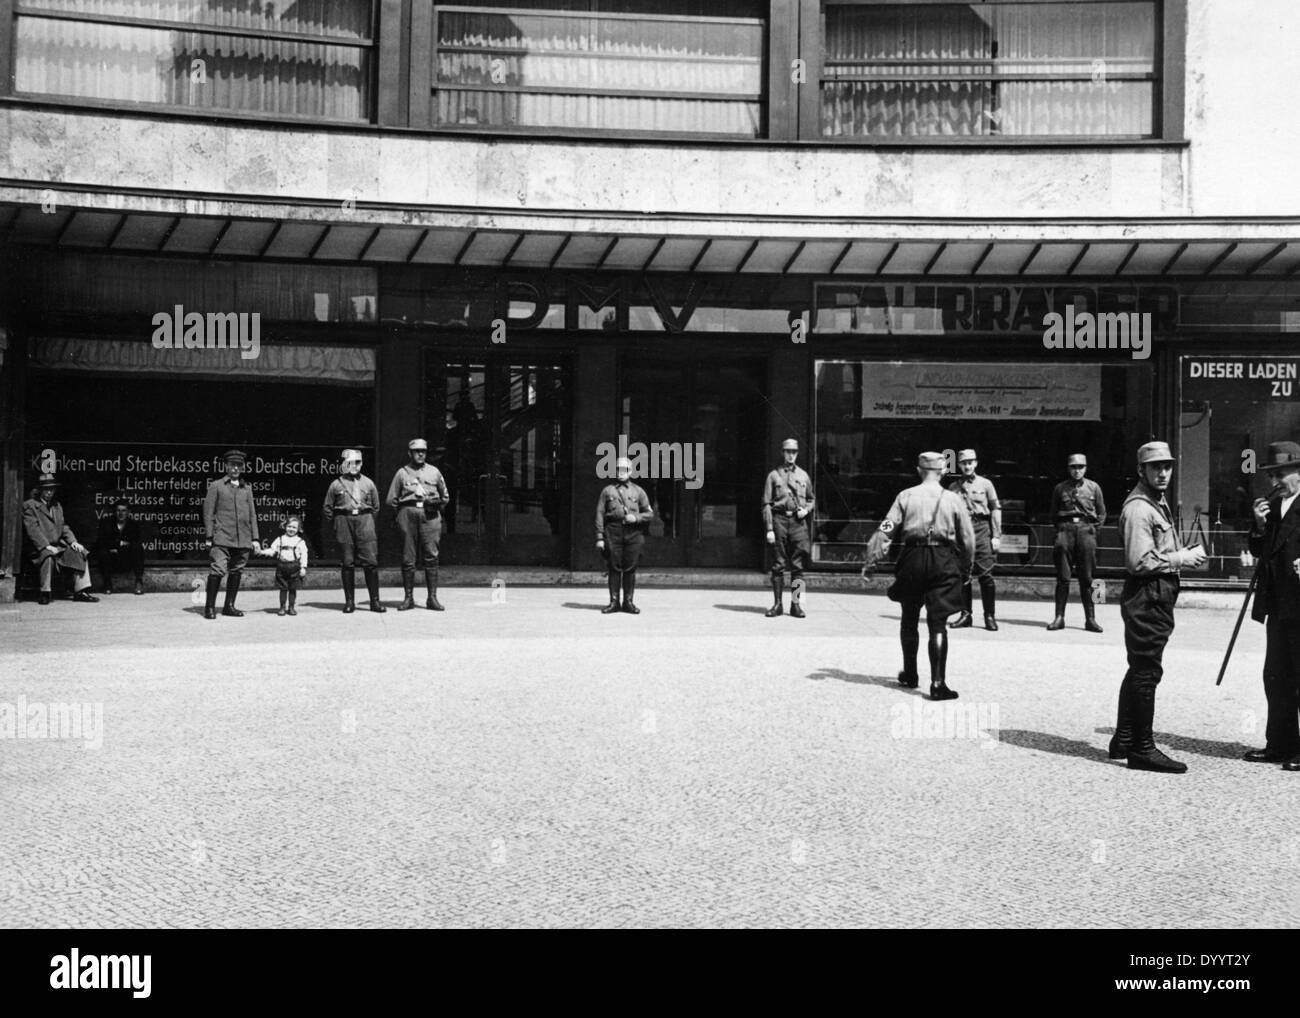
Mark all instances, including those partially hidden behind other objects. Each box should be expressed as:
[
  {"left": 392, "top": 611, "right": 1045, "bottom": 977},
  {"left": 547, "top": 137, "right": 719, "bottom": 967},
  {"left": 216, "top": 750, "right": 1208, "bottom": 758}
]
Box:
[
  {"left": 762, "top": 438, "right": 815, "bottom": 618},
  {"left": 387, "top": 438, "right": 450, "bottom": 612},
  {"left": 322, "top": 448, "right": 386, "bottom": 614},
  {"left": 596, "top": 456, "right": 654, "bottom": 615},
  {"left": 1110, "top": 441, "right": 1206, "bottom": 774},
  {"left": 876, "top": 451, "right": 975, "bottom": 701}
]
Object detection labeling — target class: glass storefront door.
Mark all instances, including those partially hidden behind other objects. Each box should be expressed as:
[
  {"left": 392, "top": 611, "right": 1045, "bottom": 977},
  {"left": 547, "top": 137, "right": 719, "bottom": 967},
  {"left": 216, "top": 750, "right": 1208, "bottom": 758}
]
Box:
[{"left": 424, "top": 355, "right": 570, "bottom": 565}]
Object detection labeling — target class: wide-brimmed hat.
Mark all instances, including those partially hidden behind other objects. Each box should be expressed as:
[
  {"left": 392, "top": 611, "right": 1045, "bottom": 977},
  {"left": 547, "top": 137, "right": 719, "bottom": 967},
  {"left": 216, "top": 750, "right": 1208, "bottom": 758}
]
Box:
[
  {"left": 1260, "top": 440, "right": 1300, "bottom": 473},
  {"left": 36, "top": 473, "right": 59, "bottom": 487}
]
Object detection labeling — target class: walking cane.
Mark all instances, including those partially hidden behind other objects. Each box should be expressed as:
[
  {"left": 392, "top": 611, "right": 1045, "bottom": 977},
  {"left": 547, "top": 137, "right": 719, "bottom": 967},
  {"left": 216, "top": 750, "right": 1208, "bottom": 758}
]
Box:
[{"left": 1215, "top": 568, "right": 1257, "bottom": 687}]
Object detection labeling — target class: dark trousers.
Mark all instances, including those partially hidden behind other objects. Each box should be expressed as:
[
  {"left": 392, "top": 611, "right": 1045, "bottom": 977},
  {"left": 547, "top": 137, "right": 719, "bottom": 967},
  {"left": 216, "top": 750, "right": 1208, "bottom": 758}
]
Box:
[
  {"left": 274, "top": 561, "right": 304, "bottom": 591},
  {"left": 1262, "top": 615, "right": 1300, "bottom": 754},
  {"left": 333, "top": 513, "right": 378, "bottom": 568},
  {"left": 1115, "top": 574, "right": 1179, "bottom": 746},
  {"left": 96, "top": 543, "right": 144, "bottom": 583},
  {"left": 770, "top": 514, "right": 810, "bottom": 579},
  {"left": 396, "top": 506, "right": 441, "bottom": 571},
  {"left": 1053, "top": 522, "right": 1098, "bottom": 613},
  {"left": 604, "top": 520, "right": 645, "bottom": 573},
  {"left": 208, "top": 545, "right": 251, "bottom": 577},
  {"left": 963, "top": 518, "right": 996, "bottom": 617}
]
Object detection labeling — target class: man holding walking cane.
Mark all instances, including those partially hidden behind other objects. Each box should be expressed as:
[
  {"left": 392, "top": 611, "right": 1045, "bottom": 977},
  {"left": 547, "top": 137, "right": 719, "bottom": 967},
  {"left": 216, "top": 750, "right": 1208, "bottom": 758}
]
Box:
[{"left": 1243, "top": 441, "right": 1300, "bottom": 770}]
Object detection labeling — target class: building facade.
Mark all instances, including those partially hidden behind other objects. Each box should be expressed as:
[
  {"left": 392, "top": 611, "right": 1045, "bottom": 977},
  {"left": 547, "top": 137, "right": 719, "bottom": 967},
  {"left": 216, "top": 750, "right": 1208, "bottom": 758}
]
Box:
[{"left": 2, "top": 0, "right": 1299, "bottom": 598}]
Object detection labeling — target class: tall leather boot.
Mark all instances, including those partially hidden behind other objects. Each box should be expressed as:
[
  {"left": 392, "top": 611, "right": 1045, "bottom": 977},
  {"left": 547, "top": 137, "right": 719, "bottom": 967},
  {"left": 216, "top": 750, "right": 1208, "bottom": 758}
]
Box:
[
  {"left": 364, "top": 566, "right": 386, "bottom": 613},
  {"left": 928, "top": 628, "right": 958, "bottom": 700},
  {"left": 1126, "top": 680, "right": 1186, "bottom": 773},
  {"left": 789, "top": 577, "right": 806, "bottom": 619},
  {"left": 1082, "top": 582, "right": 1103, "bottom": 632},
  {"left": 425, "top": 565, "right": 444, "bottom": 611},
  {"left": 950, "top": 584, "right": 974, "bottom": 628},
  {"left": 765, "top": 576, "right": 784, "bottom": 618},
  {"left": 981, "top": 579, "right": 998, "bottom": 631},
  {"left": 341, "top": 567, "right": 356, "bottom": 613},
  {"left": 1046, "top": 582, "right": 1068, "bottom": 630},
  {"left": 397, "top": 568, "right": 416, "bottom": 611},
  {"left": 898, "top": 627, "right": 920, "bottom": 688},
  {"left": 1109, "top": 675, "right": 1135, "bottom": 759},
  {"left": 221, "top": 571, "right": 244, "bottom": 617},
  {"left": 204, "top": 574, "right": 221, "bottom": 620},
  {"left": 622, "top": 570, "right": 640, "bottom": 614},
  {"left": 601, "top": 570, "right": 621, "bottom": 614}
]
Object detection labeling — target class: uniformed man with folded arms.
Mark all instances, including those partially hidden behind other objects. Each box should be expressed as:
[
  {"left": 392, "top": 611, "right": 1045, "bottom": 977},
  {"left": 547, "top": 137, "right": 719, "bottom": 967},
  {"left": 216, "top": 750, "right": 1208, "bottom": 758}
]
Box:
[
  {"left": 322, "top": 448, "right": 385, "bottom": 614},
  {"left": 202, "top": 449, "right": 261, "bottom": 620},
  {"left": 1110, "top": 441, "right": 1205, "bottom": 774},
  {"left": 876, "top": 451, "right": 975, "bottom": 701},
  {"left": 762, "top": 438, "right": 815, "bottom": 618},
  {"left": 1243, "top": 440, "right": 1300, "bottom": 770},
  {"left": 386, "top": 438, "right": 450, "bottom": 612},
  {"left": 947, "top": 448, "right": 1002, "bottom": 631},
  {"left": 596, "top": 456, "right": 654, "bottom": 614},
  {"left": 1047, "top": 453, "right": 1107, "bottom": 632}
]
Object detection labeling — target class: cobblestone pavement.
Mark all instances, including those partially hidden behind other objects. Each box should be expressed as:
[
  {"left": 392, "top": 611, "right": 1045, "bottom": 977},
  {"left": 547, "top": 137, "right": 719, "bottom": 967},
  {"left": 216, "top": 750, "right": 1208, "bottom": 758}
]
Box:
[{"left": 2, "top": 585, "right": 1297, "bottom": 928}]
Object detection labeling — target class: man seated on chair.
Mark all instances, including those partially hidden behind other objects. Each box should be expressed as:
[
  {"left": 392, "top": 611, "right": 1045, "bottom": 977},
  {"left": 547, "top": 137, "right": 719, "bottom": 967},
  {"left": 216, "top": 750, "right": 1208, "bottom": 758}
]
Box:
[
  {"left": 22, "top": 473, "right": 98, "bottom": 605},
  {"left": 95, "top": 499, "right": 146, "bottom": 595}
]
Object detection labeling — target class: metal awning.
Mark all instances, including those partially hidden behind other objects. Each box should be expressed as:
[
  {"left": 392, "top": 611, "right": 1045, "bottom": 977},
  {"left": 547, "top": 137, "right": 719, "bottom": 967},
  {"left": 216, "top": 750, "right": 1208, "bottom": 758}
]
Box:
[{"left": 4, "top": 195, "right": 1300, "bottom": 278}]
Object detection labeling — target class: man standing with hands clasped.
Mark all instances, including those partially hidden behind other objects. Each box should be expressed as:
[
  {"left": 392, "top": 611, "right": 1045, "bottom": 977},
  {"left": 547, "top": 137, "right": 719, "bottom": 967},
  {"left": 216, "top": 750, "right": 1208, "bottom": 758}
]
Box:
[
  {"left": 387, "top": 438, "right": 450, "bottom": 612},
  {"left": 202, "top": 449, "right": 261, "bottom": 620},
  {"left": 762, "top": 438, "right": 815, "bottom": 618},
  {"left": 1047, "top": 453, "right": 1107, "bottom": 632},
  {"left": 1111, "top": 441, "right": 1206, "bottom": 774},
  {"left": 1244, "top": 440, "right": 1300, "bottom": 771},
  {"left": 596, "top": 456, "right": 654, "bottom": 614},
  {"left": 947, "top": 448, "right": 1002, "bottom": 631}
]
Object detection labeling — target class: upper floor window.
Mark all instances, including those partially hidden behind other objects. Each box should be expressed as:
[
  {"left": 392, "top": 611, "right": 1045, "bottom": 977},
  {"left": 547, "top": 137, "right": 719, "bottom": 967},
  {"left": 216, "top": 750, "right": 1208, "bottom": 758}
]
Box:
[
  {"left": 819, "top": 1, "right": 1158, "bottom": 138},
  {"left": 13, "top": 0, "right": 376, "bottom": 121},
  {"left": 428, "top": 1, "right": 766, "bottom": 136}
]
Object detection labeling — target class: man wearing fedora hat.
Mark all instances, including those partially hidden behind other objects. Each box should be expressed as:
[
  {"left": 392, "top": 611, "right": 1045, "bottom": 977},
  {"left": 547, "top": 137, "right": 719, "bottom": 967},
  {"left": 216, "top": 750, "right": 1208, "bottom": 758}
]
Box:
[
  {"left": 762, "top": 438, "right": 815, "bottom": 618},
  {"left": 1047, "top": 453, "right": 1107, "bottom": 632},
  {"left": 1245, "top": 440, "right": 1300, "bottom": 770},
  {"left": 22, "top": 474, "right": 98, "bottom": 604},
  {"left": 1112, "top": 441, "right": 1206, "bottom": 773},
  {"left": 386, "top": 438, "right": 450, "bottom": 611},
  {"left": 322, "top": 448, "right": 385, "bottom": 614},
  {"left": 202, "top": 449, "right": 262, "bottom": 620}
]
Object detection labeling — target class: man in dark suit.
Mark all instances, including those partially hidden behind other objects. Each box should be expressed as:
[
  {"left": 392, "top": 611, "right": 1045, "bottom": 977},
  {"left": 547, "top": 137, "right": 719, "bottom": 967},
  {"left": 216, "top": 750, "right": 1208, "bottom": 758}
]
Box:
[
  {"left": 1245, "top": 440, "right": 1300, "bottom": 770},
  {"left": 95, "top": 499, "right": 146, "bottom": 595},
  {"left": 22, "top": 474, "right": 98, "bottom": 605}
]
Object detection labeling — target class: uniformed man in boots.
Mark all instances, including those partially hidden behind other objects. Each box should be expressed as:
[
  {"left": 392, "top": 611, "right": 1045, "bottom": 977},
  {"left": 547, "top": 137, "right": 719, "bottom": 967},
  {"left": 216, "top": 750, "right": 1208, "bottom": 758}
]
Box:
[
  {"left": 1110, "top": 441, "right": 1206, "bottom": 773},
  {"left": 322, "top": 448, "right": 385, "bottom": 614},
  {"left": 386, "top": 438, "right": 450, "bottom": 612},
  {"left": 1244, "top": 440, "right": 1300, "bottom": 770},
  {"left": 1047, "top": 453, "right": 1107, "bottom": 632},
  {"left": 596, "top": 456, "right": 654, "bottom": 614},
  {"left": 202, "top": 450, "right": 261, "bottom": 620},
  {"left": 877, "top": 452, "right": 975, "bottom": 700},
  {"left": 947, "top": 448, "right": 1002, "bottom": 631},
  {"left": 762, "top": 438, "right": 815, "bottom": 618}
]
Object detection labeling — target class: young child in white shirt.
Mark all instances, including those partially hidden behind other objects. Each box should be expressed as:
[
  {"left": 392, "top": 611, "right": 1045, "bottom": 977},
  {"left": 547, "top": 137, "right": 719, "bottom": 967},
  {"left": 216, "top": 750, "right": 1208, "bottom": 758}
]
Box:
[{"left": 259, "top": 515, "right": 309, "bottom": 615}]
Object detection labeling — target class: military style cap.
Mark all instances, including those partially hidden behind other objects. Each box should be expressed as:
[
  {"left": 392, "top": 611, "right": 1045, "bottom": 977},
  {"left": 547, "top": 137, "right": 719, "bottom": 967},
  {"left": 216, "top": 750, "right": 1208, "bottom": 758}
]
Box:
[
  {"left": 917, "top": 451, "right": 946, "bottom": 470},
  {"left": 782, "top": 439, "right": 799, "bottom": 451},
  {"left": 37, "top": 472, "right": 59, "bottom": 487},
  {"left": 1260, "top": 440, "right": 1300, "bottom": 473},
  {"left": 957, "top": 448, "right": 977, "bottom": 462},
  {"left": 223, "top": 449, "right": 247, "bottom": 464},
  {"left": 1067, "top": 453, "right": 1087, "bottom": 467},
  {"left": 340, "top": 448, "right": 363, "bottom": 462},
  {"left": 1137, "top": 441, "right": 1174, "bottom": 466},
  {"left": 408, "top": 438, "right": 428, "bottom": 451},
  {"left": 615, "top": 456, "right": 632, "bottom": 470}
]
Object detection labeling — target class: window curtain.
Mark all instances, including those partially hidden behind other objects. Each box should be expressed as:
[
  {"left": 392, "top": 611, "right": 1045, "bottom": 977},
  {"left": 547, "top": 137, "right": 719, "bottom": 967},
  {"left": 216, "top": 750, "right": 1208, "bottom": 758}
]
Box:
[
  {"left": 822, "top": 2, "right": 1155, "bottom": 138},
  {"left": 434, "top": 8, "right": 764, "bottom": 135}
]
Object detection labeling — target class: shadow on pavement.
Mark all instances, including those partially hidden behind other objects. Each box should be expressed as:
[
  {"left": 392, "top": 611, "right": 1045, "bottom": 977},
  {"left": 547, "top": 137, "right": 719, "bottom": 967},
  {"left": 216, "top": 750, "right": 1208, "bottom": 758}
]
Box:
[
  {"left": 561, "top": 602, "right": 607, "bottom": 611},
  {"left": 713, "top": 604, "right": 769, "bottom": 614},
  {"left": 300, "top": 602, "right": 350, "bottom": 611},
  {"left": 807, "top": 667, "right": 927, "bottom": 697},
  {"left": 880, "top": 613, "right": 1054, "bottom": 630},
  {"left": 1094, "top": 727, "right": 1258, "bottom": 760},
  {"left": 996, "top": 728, "right": 1111, "bottom": 763}
]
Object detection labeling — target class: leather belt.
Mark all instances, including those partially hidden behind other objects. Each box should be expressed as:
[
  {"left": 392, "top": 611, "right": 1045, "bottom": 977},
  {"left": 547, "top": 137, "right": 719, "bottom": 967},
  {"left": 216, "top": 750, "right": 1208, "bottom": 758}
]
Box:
[
  {"left": 903, "top": 538, "right": 950, "bottom": 547},
  {"left": 1058, "top": 516, "right": 1090, "bottom": 525}
]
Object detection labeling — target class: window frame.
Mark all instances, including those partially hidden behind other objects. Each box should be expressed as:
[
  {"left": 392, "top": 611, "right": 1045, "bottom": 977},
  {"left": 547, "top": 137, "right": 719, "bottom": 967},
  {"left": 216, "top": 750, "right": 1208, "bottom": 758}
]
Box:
[
  {"left": 5, "top": 0, "right": 382, "bottom": 124},
  {"left": 796, "top": 0, "right": 1185, "bottom": 144}
]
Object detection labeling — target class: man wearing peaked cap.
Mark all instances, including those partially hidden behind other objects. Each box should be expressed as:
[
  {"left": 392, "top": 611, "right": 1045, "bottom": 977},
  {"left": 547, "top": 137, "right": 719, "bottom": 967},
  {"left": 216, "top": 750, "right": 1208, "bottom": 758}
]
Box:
[
  {"left": 1111, "top": 440, "right": 1206, "bottom": 773},
  {"left": 22, "top": 474, "right": 98, "bottom": 604},
  {"left": 761, "top": 438, "right": 816, "bottom": 618},
  {"left": 1047, "top": 452, "right": 1108, "bottom": 632},
  {"left": 322, "top": 448, "right": 385, "bottom": 613},
  {"left": 875, "top": 451, "right": 975, "bottom": 700},
  {"left": 947, "top": 447, "right": 1003, "bottom": 631},
  {"left": 386, "top": 438, "right": 451, "bottom": 611},
  {"left": 201, "top": 449, "right": 261, "bottom": 619},
  {"left": 1245, "top": 440, "right": 1300, "bottom": 770},
  {"left": 596, "top": 455, "right": 654, "bottom": 614}
]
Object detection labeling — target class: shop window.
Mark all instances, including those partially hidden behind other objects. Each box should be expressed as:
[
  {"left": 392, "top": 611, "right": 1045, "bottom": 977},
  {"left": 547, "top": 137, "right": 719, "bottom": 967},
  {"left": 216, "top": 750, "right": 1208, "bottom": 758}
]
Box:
[
  {"left": 427, "top": 1, "right": 766, "bottom": 136},
  {"left": 13, "top": 0, "right": 375, "bottom": 121},
  {"left": 817, "top": 1, "right": 1158, "bottom": 138}
]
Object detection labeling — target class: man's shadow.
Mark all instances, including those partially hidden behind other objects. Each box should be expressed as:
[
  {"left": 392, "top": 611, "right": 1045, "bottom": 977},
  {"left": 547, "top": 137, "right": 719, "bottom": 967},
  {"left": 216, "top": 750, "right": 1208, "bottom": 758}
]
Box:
[
  {"left": 807, "top": 667, "right": 927, "bottom": 697},
  {"left": 995, "top": 729, "right": 1110, "bottom": 762},
  {"left": 713, "top": 604, "right": 770, "bottom": 614},
  {"left": 1096, "top": 727, "right": 1256, "bottom": 759},
  {"left": 561, "top": 602, "right": 608, "bottom": 611}
]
